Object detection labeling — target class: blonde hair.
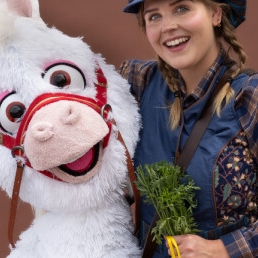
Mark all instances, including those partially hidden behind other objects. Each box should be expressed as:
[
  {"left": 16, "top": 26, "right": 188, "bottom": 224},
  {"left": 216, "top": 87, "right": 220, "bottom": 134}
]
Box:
[{"left": 137, "top": 0, "right": 246, "bottom": 129}]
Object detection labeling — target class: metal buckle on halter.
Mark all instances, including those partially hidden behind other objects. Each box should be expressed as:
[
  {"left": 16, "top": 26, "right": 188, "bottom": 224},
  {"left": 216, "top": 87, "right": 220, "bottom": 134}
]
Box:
[
  {"left": 101, "top": 104, "right": 112, "bottom": 121},
  {"left": 11, "top": 145, "right": 24, "bottom": 158}
]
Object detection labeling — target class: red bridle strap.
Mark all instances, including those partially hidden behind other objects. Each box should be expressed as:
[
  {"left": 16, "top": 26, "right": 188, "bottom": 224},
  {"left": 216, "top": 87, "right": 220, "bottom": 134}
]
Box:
[
  {"left": 1, "top": 65, "right": 109, "bottom": 153},
  {"left": 0, "top": 133, "right": 15, "bottom": 150},
  {"left": 95, "top": 67, "right": 107, "bottom": 106}
]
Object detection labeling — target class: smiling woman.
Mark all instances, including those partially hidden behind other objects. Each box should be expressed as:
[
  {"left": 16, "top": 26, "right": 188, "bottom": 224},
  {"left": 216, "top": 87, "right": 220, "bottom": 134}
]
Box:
[{"left": 120, "top": 0, "right": 258, "bottom": 257}]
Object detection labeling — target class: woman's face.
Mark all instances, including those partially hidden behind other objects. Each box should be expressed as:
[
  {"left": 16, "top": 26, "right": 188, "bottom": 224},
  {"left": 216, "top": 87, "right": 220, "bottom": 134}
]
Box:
[{"left": 143, "top": 0, "right": 222, "bottom": 74}]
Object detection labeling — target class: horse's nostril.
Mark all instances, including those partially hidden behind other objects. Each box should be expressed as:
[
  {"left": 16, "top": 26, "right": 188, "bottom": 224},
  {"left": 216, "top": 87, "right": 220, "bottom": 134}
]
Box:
[
  {"left": 30, "top": 122, "right": 54, "bottom": 142},
  {"left": 60, "top": 105, "right": 80, "bottom": 125}
]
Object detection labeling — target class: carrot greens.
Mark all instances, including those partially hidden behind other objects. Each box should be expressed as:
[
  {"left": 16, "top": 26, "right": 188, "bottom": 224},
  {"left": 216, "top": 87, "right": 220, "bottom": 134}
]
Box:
[{"left": 135, "top": 161, "right": 200, "bottom": 244}]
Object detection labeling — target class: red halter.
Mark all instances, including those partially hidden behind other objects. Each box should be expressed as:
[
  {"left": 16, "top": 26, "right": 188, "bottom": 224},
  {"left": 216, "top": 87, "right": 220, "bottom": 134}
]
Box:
[{"left": 1, "top": 67, "right": 112, "bottom": 163}]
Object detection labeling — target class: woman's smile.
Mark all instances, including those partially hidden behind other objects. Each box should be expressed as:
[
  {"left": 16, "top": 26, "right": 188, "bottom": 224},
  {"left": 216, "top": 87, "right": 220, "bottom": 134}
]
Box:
[{"left": 164, "top": 36, "right": 189, "bottom": 48}]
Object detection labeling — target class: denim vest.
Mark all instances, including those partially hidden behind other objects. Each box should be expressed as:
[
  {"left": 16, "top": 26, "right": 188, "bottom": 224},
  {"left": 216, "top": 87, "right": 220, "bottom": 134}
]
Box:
[{"left": 134, "top": 66, "right": 251, "bottom": 257}]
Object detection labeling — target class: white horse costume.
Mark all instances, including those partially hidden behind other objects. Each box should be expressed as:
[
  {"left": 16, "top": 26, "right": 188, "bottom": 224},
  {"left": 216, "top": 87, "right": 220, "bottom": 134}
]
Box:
[{"left": 0, "top": 0, "right": 141, "bottom": 257}]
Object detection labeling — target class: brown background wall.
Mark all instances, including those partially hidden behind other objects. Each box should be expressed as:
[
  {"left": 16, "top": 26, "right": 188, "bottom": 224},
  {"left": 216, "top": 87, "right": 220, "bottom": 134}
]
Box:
[{"left": 0, "top": 1, "right": 258, "bottom": 256}]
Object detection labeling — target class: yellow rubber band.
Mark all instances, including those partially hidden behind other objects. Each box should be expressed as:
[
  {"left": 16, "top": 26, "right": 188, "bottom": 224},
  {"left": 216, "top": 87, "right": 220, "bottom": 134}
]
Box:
[{"left": 165, "top": 236, "right": 181, "bottom": 258}]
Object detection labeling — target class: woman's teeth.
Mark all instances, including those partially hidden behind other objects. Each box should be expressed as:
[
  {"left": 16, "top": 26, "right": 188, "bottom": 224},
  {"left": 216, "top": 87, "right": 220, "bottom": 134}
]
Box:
[{"left": 166, "top": 37, "right": 189, "bottom": 47}]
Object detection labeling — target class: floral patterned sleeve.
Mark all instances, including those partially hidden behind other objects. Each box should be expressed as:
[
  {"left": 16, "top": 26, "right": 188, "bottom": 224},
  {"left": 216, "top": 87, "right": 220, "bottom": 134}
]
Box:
[
  {"left": 235, "top": 73, "right": 258, "bottom": 164},
  {"left": 220, "top": 73, "right": 258, "bottom": 257}
]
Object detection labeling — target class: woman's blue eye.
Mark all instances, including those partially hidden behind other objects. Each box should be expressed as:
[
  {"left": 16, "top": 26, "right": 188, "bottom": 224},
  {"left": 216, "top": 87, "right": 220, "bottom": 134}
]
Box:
[
  {"left": 176, "top": 6, "right": 188, "bottom": 13},
  {"left": 149, "top": 13, "right": 161, "bottom": 21}
]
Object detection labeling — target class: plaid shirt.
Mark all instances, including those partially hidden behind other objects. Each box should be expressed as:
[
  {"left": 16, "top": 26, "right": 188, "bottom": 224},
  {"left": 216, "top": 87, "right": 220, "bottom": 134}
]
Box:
[{"left": 119, "top": 49, "right": 258, "bottom": 257}]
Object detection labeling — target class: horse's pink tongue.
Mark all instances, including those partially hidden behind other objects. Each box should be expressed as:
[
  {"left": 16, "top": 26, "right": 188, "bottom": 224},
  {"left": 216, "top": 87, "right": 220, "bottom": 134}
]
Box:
[{"left": 64, "top": 149, "right": 94, "bottom": 173}]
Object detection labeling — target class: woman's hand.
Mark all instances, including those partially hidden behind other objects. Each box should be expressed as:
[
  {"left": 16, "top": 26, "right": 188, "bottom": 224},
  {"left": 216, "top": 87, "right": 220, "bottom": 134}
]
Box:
[{"left": 166, "top": 234, "right": 230, "bottom": 258}]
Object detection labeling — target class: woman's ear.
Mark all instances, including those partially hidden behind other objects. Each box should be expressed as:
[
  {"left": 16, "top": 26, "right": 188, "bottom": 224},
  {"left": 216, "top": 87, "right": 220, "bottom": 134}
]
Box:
[{"left": 212, "top": 5, "right": 223, "bottom": 27}]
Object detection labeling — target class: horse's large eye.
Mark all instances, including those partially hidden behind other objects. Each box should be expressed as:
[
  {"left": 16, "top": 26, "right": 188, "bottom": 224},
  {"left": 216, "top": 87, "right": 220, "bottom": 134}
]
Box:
[
  {"left": 0, "top": 92, "right": 26, "bottom": 134},
  {"left": 50, "top": 70, "right": 71, "bottom": 87},
  {"left": 42, "top": 62, "right": 86, "bottom": 91}
]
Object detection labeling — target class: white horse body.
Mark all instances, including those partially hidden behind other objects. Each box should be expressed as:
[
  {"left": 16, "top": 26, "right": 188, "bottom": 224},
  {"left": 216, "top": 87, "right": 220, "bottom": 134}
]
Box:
[{"left": 0, "top": 0, "right": 141, "bottom": 257}]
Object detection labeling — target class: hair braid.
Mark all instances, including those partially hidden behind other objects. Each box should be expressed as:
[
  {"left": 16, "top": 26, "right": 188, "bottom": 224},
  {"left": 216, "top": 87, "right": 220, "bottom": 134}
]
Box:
[
  {"left": 218, "top": 4, "right": 246, "bottom": 70},
  {"left": 158, "top": 57, "right": 181, "bottom": 129},
  {"left": 212, "top": 3, "right": 247, "bottom": 115}
]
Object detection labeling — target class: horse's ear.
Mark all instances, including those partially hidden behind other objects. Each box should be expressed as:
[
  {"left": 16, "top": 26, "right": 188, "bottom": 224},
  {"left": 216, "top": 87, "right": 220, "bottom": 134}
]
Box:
[
  {"left": 7, "top": 0, "right": 32, "bottom": 17},
  {"left": 7, "top": 0, "right": 40, "bottom": 19}
]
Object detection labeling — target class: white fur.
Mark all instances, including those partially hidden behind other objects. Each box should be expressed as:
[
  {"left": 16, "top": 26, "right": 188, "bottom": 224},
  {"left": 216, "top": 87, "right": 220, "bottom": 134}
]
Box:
[{"left": 0, "top": 0, "right": 141, "bottom": 257}]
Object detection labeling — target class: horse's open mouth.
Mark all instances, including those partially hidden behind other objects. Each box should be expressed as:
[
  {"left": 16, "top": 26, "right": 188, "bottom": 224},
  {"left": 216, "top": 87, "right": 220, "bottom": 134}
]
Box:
[{"left": 58, "top": 144, "right": 100, "bottom": 177}]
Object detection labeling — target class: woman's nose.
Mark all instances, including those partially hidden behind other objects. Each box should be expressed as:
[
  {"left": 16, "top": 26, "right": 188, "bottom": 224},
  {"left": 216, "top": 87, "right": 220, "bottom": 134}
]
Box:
[{"left": 161, "top": 16, "right": 178, "bottom": 33}]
